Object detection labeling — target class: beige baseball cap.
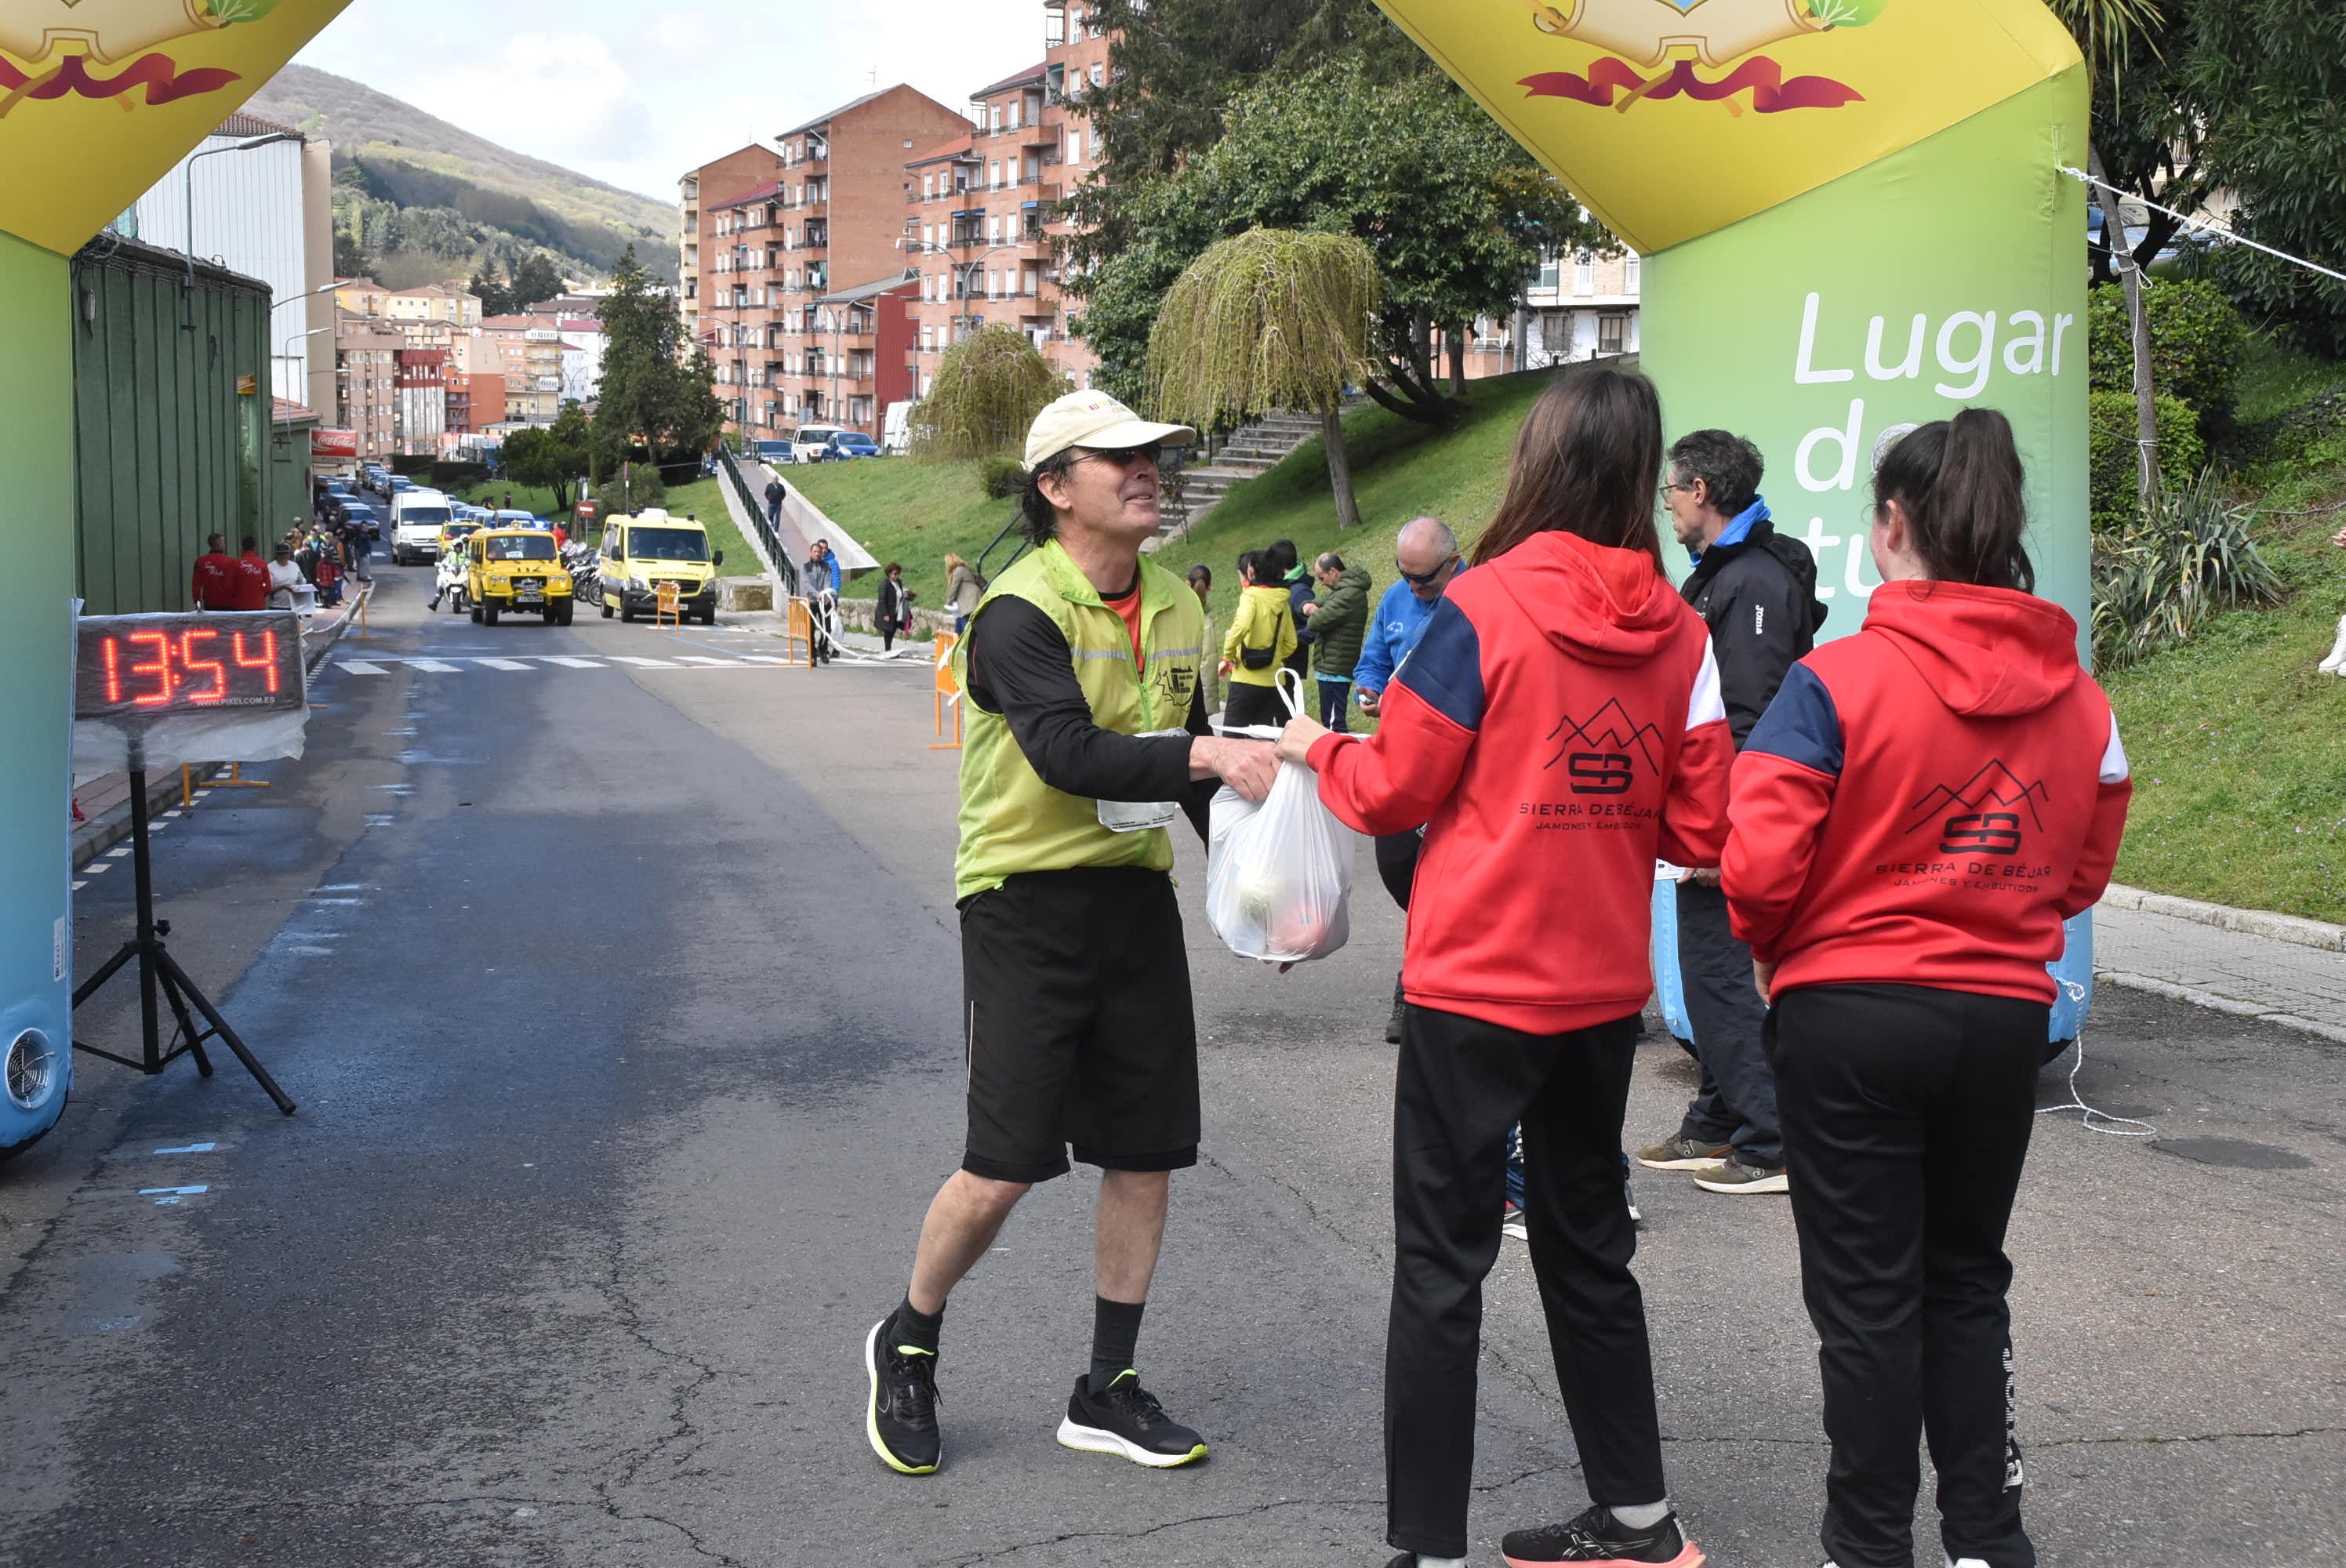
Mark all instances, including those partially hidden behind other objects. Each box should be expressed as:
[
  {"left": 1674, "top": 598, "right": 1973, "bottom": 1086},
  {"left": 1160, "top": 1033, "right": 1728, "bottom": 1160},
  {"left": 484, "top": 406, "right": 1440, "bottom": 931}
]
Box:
[{"left": 1023, "top": 389, "right": 1196, "bottom": 471}]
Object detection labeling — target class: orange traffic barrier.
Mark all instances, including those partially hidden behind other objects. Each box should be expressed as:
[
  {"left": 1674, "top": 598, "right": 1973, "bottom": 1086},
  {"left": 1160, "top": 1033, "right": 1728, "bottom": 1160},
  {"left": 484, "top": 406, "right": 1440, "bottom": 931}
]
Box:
[
  {"left": 783, "top": 597, "right": 815, "bottom": 667},
  {"left": 654, "top": 580, "right": 683, "bottom": 631},
  {"left": 931, "top": 631, "right": 962, "bottom": 751},
  {"left": 214, "top": 762, "right": 268, "bottom": 789}
]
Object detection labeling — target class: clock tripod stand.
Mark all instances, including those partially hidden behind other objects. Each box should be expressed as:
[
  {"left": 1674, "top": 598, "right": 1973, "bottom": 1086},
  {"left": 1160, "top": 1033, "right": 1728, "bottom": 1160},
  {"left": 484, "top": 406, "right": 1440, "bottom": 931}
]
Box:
[{"left": 71, "top": 744, "right": 295, "bottom": 1115}]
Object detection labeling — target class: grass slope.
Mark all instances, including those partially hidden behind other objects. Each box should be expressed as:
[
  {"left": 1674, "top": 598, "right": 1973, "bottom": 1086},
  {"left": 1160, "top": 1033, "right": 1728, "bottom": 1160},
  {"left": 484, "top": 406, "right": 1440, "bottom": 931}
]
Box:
[
  {"left": 786, "top": 372, "right": 1551, "bottom": 634},
  {"left": 2101, "top": 343, "right": 2346, "bottom": 921}
]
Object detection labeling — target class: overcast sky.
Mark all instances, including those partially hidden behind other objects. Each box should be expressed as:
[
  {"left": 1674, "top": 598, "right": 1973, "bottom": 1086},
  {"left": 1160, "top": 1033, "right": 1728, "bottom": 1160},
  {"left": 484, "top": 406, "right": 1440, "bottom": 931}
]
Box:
[{"left": 292, "top": 0, "right": 1046, "bottom": 200}]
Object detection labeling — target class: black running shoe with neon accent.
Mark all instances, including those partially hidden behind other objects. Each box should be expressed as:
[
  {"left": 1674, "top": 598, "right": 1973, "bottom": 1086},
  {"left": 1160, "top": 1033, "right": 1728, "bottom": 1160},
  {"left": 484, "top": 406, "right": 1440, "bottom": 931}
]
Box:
[
  {"left": 1055, "top": 1370, "right": 1208, "bottom": 1468},
  {"left": 863, "top": 1317, "right": 941, "bottom": 1475},
  {"left": 1502, "top": 1505, "right": 1705, "bottom": 1567}
]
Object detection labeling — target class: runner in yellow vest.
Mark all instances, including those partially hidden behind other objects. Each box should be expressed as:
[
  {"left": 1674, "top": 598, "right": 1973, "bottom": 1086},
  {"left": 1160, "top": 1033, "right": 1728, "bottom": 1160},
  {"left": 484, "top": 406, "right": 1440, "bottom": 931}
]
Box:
[{"left": 864, "top": 390, "right": 1277, "bottom": 1479}]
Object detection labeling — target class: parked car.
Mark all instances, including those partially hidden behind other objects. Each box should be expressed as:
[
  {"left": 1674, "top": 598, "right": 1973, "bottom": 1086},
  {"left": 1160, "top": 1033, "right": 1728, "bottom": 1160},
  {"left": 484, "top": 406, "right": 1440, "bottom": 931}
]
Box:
[
  {"left": 789, "top": 425, "right": 844, "bottom": 464},
  {"left": 822, "top": 431, "right": 881, "bottom": 461},
  {"left": 750, "top": 439, "right": 793, "bottom": 465},
  {"left": 390, "top": 489, "right": 456, "bottom": 565},
  {"left": 387, "top": 474, "right": 417, "bottom": 496},
  {"left": 342, "top": 500, "right": 384, "bottom": 540}
]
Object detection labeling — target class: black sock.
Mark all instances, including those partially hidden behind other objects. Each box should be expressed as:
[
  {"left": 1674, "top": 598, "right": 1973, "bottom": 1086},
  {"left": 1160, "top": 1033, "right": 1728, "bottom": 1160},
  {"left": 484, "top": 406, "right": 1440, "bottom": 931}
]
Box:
[
  {"left": 1089, "top": 1295, "right": 1146, "bottom": 1393},
  {"left": 891, "top": 1295, "right": 942, "bottom": 1356}
]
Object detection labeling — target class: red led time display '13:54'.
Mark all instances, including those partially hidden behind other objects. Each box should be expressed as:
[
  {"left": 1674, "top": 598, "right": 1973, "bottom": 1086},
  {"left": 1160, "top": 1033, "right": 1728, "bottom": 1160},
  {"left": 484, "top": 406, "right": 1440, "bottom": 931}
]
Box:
[{"left": 74, "top": 615, "right": 307, "bottom": 722}]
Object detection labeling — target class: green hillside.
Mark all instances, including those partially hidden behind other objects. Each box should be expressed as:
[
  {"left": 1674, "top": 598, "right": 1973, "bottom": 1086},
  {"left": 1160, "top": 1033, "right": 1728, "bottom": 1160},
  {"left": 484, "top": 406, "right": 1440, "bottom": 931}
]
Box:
[{"left": 245, "top": 64, "right": 676, "bottom": 286}]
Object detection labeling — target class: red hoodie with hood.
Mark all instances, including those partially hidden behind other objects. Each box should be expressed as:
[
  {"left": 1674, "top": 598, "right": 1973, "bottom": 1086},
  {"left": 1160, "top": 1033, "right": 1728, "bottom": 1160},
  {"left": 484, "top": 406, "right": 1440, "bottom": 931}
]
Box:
[
  {"left": 1724, "top": 579, "right": 2132, "bottom": 1004},
  {"left": 1307, "top": 528, "right": 1733, "bottom": 1035}
]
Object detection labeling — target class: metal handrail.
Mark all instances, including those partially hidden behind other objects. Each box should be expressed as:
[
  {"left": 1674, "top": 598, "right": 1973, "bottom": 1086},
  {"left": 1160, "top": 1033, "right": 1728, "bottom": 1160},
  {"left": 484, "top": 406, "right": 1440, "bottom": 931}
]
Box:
[
  {"left": 717, "top": 441, "right": 801, "bottom": 597},
  {"left": 975, "top": 509, "right": 1028, "bottom": 583}
]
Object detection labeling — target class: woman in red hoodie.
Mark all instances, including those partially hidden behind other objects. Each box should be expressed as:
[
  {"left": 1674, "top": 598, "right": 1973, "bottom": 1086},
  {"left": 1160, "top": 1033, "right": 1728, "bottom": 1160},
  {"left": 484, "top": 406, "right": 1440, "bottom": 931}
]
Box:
[
  {"left": 1276, "top": 368, "right": 1730, "bottom": 1568},
  {"left": 1724, "top": 410, "right": 2130, "bottom": 1568}
]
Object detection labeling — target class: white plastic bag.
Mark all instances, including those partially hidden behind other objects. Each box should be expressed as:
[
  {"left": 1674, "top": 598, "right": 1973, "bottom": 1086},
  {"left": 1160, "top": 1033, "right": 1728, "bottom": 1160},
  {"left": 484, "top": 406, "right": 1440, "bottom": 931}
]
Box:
[{"left": 1206, "top": 760, "right": 1358, "bottom": 964}]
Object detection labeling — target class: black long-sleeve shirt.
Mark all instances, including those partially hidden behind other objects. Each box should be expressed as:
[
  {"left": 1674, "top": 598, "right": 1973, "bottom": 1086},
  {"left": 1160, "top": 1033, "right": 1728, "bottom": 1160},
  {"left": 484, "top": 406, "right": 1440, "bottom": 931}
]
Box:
[{"left": 964, "top": 595, "right": 1217, "bottom": 840}]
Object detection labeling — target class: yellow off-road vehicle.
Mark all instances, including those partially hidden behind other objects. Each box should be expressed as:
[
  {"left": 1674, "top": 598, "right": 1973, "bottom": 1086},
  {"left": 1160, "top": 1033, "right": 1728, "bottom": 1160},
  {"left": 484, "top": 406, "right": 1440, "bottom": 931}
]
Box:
[{"left": 465, "top": 527, "right": 574, "bottom": 625}]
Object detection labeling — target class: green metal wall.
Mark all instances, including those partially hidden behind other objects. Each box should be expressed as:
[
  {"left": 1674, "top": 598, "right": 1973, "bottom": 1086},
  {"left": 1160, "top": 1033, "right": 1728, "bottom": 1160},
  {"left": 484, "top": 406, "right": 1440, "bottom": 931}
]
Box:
[{"left": 70, "top": 235, "right": 281, "bottom": 617}]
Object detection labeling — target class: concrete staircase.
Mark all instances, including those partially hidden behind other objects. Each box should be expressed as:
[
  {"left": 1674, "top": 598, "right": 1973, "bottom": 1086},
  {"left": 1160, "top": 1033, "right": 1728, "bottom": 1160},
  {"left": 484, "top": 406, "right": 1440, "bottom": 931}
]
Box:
[{"left": 1160, "top": 412, "right": 1324, "bottom": 541}]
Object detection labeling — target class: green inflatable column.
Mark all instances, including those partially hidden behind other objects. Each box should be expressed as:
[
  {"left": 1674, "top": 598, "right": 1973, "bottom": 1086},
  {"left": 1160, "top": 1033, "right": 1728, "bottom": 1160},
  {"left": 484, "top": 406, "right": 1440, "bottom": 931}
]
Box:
[
  {"left": 0, "top": 230, "right": 78, "bottom": 1117},
  {"left": 1640, "top": 68, "right": 2094, "bottom": 642}
]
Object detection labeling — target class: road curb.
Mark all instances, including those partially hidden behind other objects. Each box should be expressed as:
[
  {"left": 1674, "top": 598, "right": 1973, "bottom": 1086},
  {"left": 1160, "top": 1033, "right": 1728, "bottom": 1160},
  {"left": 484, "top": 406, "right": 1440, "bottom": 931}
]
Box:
[
  {"left": 2094, "top": 969, "right": 2346, "bottom": 1047},
  {"left": 2100, "top": 883, "right": 2346, "bottom": 954}
]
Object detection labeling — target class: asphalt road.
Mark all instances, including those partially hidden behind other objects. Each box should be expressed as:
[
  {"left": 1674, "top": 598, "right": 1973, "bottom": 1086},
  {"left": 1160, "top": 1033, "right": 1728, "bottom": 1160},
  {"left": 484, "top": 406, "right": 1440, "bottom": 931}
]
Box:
[{"left": 2, "top": 562, "right": 2339, "bottom": 1567}]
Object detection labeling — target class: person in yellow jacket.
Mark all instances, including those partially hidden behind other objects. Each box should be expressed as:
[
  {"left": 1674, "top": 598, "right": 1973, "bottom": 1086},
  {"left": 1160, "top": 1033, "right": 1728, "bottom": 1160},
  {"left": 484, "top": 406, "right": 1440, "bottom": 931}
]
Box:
[
  {"left": 1218, "top": 550, "right": 1299, "bottom": 728},
  {"left": 862, "top": 389, "right": 1278, "bottom": 1482}
]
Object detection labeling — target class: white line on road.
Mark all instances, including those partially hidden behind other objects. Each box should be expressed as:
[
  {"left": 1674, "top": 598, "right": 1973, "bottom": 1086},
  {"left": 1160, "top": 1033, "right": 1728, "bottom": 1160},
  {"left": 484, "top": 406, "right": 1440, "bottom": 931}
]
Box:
[
  {"left": 106, "top": 847, "right": 130, "bottom": 858},
  {"left": 153, "top": 1143, "right": 216, "bottom": 1154},
  {"left": 404, "top": 659, "right": 463, "bottom": 673},
  {"left": 675, "top": 655, "right": 741, "bottom": 666},
  {"left": 340, "top": 659, "right": 391, "bottom": 675},
  {"left": 536, "top": 655, "right": 604, "bottom": 668},
  {"left": 606, "top": 655, "right": 681, "bottom": 667},
  {"left": 71, "top": 880, "right": 86, "bottom": 891},
  {"left": 470, "top": 658, "right": 534, "bottom": 670}
]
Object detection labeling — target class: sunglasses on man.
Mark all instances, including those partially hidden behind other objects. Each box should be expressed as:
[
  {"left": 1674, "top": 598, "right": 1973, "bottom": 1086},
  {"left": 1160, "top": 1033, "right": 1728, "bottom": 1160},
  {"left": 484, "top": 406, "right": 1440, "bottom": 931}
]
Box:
[
  {"left": 1396, "top": 552, "right": 1458, "bottom": 587},
  {"left": 1073, "top": 442, "right": 1163, "bottom": 470}
]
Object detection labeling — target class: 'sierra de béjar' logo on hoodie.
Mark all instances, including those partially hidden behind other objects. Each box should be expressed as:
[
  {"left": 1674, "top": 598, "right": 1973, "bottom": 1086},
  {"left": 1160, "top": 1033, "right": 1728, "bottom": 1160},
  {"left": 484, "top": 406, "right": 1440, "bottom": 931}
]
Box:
[
  {"left": 1523, "top": 0, "right": 1880, "bottom": 116},
  {"left": 1903, "top": 760, "right": 2049, "bottom": 857},
  {"left": 1545, "top": 698, "right": 1667, "bottom": 796}
]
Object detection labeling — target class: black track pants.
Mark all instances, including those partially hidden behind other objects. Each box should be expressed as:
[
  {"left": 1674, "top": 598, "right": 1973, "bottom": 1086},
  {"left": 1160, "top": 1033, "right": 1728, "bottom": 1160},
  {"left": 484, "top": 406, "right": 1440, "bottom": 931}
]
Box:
[
  {"left": 1674, "top": 880, "right": 1782, "bottom": 1166},
  {"left": 1374, "top": 829, "right": 1421, "bottom": 912},
  {"left": 1771, "top": 983, "right": 2047, "bottom": 1568},
  {"left": 1385, "top": 1004, "right": 1664, "bottom": 1557}
]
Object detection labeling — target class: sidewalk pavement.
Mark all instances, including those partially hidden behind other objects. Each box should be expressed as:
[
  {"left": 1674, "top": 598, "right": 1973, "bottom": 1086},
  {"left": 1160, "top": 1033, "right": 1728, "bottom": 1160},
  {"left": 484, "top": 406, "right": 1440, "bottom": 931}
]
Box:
[
  {"left": 2094, "top": 884, "right": 2346, "bottom": 1045},
  {"left": 68, "top": 586, "right": 368, "bottom": 871}
]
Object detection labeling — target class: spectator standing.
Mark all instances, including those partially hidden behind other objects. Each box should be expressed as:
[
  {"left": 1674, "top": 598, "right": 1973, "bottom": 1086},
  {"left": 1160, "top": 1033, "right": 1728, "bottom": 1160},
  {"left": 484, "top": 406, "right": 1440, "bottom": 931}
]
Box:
[
  {"left": 1351, "top": 516, "right": 1462, "bottom": 1041},
  {"left": 1217, "top": 550, "right": 1298, "bottom": 729},
  {"left": 764, "top": 474, "right": 788, "bottom": 531},
  {"left": 945, "top": 552, "right": 985, "bottom": 637},
  {"left": 1268, "top": 538, "right": 1315, "bottom": 684},
  {"left": 266, "top": 543, "right": 303, "bottom": 611},
  {"left": 232, "top": 536, "right": 271, "bottom": 612},
  {"left": 804, "top": 541, "right": 840, "bottom": 666},
  {"left": 191, "top": 533, "right": 238, "bottom": 611},
  {"left": 875, "top": 562, "right": 914, "bottom": 653},
  {"left": 1275, "top": 368, "right": 1729, "bottom": 1568},
  {"left": 1633, "top": 428, "right": 1825, "bottom": 1197},
  {"left": 1302, "top": 551, "right": 1371, "bottom": 731},
  {"left": 1186, "top": 564, "right": 1217, "bottom": 714},
  {"left": 1724, "top": 410, "right": 2131, "bottom": 1568}
]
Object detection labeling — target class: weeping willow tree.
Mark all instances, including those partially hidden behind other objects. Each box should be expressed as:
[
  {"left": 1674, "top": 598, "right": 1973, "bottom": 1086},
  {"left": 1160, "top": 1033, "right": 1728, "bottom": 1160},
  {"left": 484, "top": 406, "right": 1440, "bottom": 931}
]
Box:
[
  {"left": 1147, "top": 228, "right": 1381, "bottom": 529},
  {"left": 910, "top": 325, "right": 1070, "bottom": 462}
]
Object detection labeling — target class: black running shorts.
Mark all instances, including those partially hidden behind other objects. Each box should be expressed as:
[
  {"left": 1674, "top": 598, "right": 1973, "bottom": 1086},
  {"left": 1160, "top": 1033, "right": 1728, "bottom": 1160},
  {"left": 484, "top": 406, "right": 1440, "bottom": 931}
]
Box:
[{"left": 958, "top": 865, "right": 1200, "bottom": 1184}]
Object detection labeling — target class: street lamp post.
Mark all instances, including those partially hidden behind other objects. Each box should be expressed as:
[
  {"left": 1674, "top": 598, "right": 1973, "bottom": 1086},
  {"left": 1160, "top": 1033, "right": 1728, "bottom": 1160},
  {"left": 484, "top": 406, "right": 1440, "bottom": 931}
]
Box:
[
  {"left": 182, "top": 130, "right": 303, "bottom": 330},
  {"left": 899, "top": 236, "right": 1026, "bottom": 356}
]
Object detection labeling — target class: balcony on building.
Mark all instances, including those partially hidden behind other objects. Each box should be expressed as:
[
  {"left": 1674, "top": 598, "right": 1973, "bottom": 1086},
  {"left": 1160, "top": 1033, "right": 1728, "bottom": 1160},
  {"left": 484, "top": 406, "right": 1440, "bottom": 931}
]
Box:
[{"left": 801, "top": 220, "right": 828, "bottom": 250}]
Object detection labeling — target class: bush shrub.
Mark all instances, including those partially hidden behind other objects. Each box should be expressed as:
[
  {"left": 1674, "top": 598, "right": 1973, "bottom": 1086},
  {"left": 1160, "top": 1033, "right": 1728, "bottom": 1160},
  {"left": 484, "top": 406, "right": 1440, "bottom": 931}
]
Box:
[
  {"left": 603, "top": 463, "right": 666, "bottom": 512},
  {"left": 2089, "top": 390, "right": 2206, "bottom": 535},
  {"left": 428, "top": 460, "right": 489, "bottom": 492},
  {"left": 977, "top": 455, "right": 1027, "bottom": 500},
  {"left": 2091, "top": 468, "right": 2282, "bottom": 668},
  {"left": 2087, "top": 279, "right": 2250, "bottom": 413}
]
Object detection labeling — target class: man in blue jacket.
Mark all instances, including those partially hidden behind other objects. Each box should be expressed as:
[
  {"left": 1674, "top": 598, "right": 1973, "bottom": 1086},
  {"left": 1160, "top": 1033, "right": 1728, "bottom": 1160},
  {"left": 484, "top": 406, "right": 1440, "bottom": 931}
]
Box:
[{"left": 1352, "top": 516, "right": 1461, "bottom": 1042}]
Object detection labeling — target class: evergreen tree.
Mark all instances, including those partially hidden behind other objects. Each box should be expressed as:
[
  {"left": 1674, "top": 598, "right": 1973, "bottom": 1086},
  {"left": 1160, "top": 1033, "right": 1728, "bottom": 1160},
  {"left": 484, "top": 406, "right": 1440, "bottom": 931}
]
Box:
[
  {"left": 510, "top": 252, "right": 565, "bottom": 312},
  {"left": 592, "top": 247, "right": 724, "bottom": 469}
]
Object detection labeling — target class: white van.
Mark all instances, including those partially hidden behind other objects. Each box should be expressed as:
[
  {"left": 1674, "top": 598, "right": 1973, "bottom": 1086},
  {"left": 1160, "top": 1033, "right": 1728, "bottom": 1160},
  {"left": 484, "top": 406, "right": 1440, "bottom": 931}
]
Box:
[
  {"left": 790, "top": 424, "right": 844, "bottom": 464},
  {"left": 390, "top": 489, "right": 457, "bottom": 565}
]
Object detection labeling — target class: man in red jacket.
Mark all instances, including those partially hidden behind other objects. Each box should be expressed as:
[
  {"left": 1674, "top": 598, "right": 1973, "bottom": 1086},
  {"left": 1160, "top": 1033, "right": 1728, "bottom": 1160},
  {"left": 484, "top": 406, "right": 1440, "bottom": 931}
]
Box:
[
  {"left": 231, "top": 536, "right": 271, "bottom": 611},
  {"left": 191, "top": 533, "right": 238, "bottom": 611}
]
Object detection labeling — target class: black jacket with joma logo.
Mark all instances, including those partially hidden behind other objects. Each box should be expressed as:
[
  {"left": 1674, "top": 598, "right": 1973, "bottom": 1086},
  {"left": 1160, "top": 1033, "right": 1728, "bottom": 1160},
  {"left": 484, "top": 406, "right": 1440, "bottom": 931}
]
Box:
[{"left": 1680, "top": 516, "right": 1827, "bottom": 750}]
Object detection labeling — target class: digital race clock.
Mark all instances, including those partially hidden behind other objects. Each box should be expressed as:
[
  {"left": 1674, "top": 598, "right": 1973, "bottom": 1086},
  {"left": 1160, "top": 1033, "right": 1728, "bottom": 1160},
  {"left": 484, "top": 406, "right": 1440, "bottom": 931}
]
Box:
[{"left": 74, "top": 612, "right": 307, "bottom": 723}]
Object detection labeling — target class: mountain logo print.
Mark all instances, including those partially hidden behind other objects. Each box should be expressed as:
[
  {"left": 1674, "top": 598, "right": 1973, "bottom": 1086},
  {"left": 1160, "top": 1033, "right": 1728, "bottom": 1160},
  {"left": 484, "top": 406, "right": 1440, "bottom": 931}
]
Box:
[
  {"left": 1545, "top": 698, "right": 1666, "bottom": 795},
  {"left": 1904, "top": 760, "right": 2050, "bottom": 856}
]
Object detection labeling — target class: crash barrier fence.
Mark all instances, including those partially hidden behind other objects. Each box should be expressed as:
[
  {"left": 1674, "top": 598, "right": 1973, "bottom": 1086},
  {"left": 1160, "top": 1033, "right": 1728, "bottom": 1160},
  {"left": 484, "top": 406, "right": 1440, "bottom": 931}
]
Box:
[{"left": 654, "top": 581, "right": 684, "bottom": 631}]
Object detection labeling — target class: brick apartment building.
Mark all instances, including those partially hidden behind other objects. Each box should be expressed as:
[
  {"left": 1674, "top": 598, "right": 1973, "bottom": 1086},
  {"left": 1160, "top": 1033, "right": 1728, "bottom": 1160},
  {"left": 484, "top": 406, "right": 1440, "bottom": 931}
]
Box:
[
  {"left": 333, "top": 308, "right": 405, "bottom": 461},
  {"left": 474, "top": 316, "right": 568, "bottom": 424},
  {"left": 394, "top": 347, "right": 449, "bottom": 456},
  {"left": 902, "top": 3, "right": 1110, "bottom": 396},
  {"left": 690, "top": 84, "right": 965, "bottom": 445},
  {"left": 680, "top": 143, "right": 786, "bottom": 356}
]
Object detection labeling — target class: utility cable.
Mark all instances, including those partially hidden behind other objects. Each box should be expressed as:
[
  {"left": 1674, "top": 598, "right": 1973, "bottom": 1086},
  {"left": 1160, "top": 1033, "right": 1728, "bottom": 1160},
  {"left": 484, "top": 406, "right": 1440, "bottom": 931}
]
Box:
[{"left": 2061, "top": 167, "right": 2346, "bottom": 286}]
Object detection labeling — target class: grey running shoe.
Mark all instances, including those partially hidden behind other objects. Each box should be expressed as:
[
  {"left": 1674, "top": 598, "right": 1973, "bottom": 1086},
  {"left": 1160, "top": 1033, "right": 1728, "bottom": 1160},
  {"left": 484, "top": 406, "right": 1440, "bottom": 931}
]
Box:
[
  {"left": 1691, "top": 1157, "right": 1789, "bottom": 1195},
  {"left": 1635, "top": 1134, "right": 1731, "bottom": 1171}
]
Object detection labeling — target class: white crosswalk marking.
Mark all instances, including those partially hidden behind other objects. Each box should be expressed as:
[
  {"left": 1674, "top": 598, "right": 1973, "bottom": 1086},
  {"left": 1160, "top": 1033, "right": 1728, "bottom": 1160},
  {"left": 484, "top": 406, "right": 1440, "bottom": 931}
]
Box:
[
  {"left": 470, "top": 658, "right": 533, "bottom": 670},
  {"left": 607, "top": 655, "right": 681, "bottom": 667},
  {"left": 536, "top": 655, "right": 604, "bottom": 669},
  {"left": 405, "top": 659, "right": 463, "bottom": 673},
  {"left": 675, "top": 655, "right": 739, "bottom": 666},
  {"left": 340, "top": 659, "right": 390, "bottom": 675}
]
